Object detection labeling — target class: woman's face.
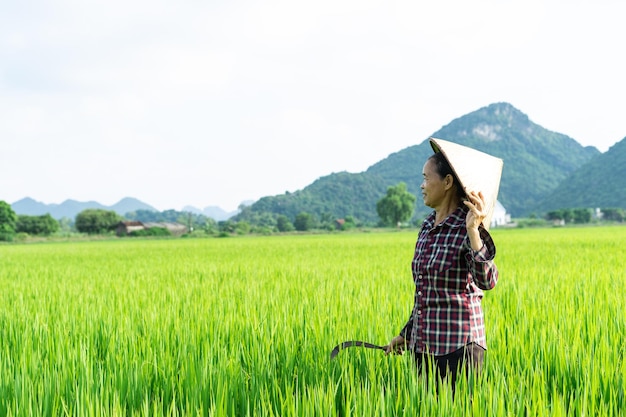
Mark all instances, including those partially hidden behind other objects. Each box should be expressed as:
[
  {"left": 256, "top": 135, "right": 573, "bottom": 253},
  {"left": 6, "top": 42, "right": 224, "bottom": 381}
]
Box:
[{"left": 421, "top": 159, "right": 447, "bottom": 208}]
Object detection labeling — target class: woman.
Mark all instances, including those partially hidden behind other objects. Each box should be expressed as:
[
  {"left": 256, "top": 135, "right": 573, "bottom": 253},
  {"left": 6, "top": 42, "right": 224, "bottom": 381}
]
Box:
[{"left": 385, "top": 139, "right": 500, "bottom": 394}]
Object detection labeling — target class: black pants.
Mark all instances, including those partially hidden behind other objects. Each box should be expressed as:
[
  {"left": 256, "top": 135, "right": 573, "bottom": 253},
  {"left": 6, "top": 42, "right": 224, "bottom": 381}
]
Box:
[{"left": 413, "top": 343, "right": 485, "bottom": 396}]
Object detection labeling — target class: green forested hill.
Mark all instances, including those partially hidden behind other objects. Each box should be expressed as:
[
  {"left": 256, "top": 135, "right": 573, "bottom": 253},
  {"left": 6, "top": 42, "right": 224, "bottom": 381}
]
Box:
[
  {"left": 245, "top": 171, "right": 390, "bottom": 224},
  {"left": 533, "top": 137, "right": 626, "bottom": 212},
  {"left": 236, "top": 102, "right": 602, "bottom": 224},
  {"left": 369, "top": 102, "right": 600, "bottom": 218}
]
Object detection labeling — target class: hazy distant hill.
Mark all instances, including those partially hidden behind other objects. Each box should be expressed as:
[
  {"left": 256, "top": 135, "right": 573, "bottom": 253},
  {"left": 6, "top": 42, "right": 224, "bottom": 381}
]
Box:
[
  {"left": 110, "top": 197, "right": 158, "bottom": 216},
  {"left": 10, "top": 197, "right": 248, "bottom": 222},
  {"left": 11, "top": 197, "right": 62, "bottom": 216},
  {"left": 11, "top": 197, "right": 157, "bottom": 219},
  {"left": 236, "top": 102, "right": 601, "bottom": 223},
  {"left": 534, "top": 136, "right": 626, "bottom": 212},
  {"left": 183, "top": 205, "right": 243, "bottom": 221}
]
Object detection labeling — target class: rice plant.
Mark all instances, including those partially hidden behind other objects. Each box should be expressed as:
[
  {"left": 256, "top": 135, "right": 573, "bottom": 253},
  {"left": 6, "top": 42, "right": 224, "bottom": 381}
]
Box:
[{"left": 0, "top": 227, "right": 624, "bottom": 416}]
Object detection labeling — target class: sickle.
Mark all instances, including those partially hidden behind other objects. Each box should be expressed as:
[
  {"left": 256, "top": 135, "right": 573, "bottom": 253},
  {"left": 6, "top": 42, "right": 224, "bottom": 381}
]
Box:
[{"left": 329, "top": 340, "right": 387, "bottom": 359}]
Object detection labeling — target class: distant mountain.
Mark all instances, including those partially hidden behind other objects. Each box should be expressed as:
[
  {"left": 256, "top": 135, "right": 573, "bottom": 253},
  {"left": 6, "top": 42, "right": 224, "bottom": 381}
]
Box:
[
  {"left": 11, "top": 197, "right": 157, "bottom": 219},
  {"left": 10, "top": 196, "right": 248, "bottom": 221},
  {"left": 368, "top": 102, "right": 600, "bottom": 218},
  {"left": 110, "top": 197, "right": 158, "bottom": 215},
  {"left": 534, "top": 136, "right": 626, "bottom": 212},
  {"left": 10, "top": 197, "right": 58, "bottom": 216},
  {"left": 183, "top": 205, "right": 241, "bottom": 221},
  {"left": 235, "top": 102, "right": 601, "bottom": 223}
]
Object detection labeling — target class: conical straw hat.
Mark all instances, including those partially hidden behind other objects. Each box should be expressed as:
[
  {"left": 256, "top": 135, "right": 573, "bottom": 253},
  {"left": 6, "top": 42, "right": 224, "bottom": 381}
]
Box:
[{"left": 429, "top": 137, "right": 503, "bottom": 230}]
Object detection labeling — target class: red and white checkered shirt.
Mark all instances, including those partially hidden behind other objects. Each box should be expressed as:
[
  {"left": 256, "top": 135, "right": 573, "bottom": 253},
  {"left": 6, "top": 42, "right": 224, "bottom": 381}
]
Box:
[{"left": 400, "top": 207, "right": 498, "bottom": 355}]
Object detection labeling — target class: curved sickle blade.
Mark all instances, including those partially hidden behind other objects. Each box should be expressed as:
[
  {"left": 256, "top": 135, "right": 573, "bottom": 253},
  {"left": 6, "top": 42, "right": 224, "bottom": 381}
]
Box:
[{"left": 329, "top": 340, "right": 386, "bottom": 359}]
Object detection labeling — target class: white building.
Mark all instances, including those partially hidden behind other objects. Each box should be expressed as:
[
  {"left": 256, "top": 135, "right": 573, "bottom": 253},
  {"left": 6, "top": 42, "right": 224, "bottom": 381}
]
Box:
[{"left": 490, "top": 200, "right": 510, "bottom": 228}]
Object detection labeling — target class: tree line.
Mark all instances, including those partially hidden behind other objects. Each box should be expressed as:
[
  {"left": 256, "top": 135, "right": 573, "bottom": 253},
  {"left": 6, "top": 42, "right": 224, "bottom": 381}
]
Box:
[
  {"left": 0, "top": 186, "right": 416, "bottom": 241},
  {"left": 545, "top": 207, "right": 625, "bottom": 223},
  {"left": 2, "top": 188, "right": 624, "bottom": 241}
]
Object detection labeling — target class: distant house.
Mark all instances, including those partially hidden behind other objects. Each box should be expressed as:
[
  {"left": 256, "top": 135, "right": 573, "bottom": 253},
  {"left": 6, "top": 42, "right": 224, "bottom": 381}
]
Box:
[
  {"left": 490, "top": 201, "right": 510, "bottom": 228},
  {"left": 143, "top": 222, "right": 188, "bottom": 236},
  {"left": 116, "top": 221, "right": 188, "bottom": 236},
  {"left": 116, "top": 221, "right": 145, "bottom": 236},
  {"left": 592, "top": 208, "right": 603, "bottom": 220}
]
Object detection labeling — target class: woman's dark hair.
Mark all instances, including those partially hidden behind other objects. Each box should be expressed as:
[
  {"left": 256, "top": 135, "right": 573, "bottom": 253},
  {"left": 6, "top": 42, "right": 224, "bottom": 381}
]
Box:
[{"left": 428, "top": 152, "right": 467, "bottom": 200}]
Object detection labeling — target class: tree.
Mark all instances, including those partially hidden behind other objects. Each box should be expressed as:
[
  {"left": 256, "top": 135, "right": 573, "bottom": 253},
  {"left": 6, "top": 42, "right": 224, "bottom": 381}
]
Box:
[
  {"left": 75, "top": 209, "right": 121, "bottom": 234},
  {"left": 561, "top": 209, "right": 574, "bottom": 223},
  {"left": 0, "top": 201, "right": 18, "bottom": 241},
  {"left": 16, "top": 214, "right": 59, "bottom": 236},
  {"left": 294, "top": 212, "right": 315, "bottom": 231},
  {"left": 276, "top": 215, "right": 294, "bottom": 232},
  {"left": 572, "top": 208, "right": 592, "bottom": 224},
  {"left": 376, "top": 182, "right": 416, "bottom": 227},
  {"left": 57, "top": 217, "right": 74, "bottom": 234},
  {"left": 601, "top": 208, "right": 625, "bottom": 222},
  {"left": 546, "top": 210, "right": 563, "bottom": 221},
  {"left": 218, "top": 220, "right": 236, "bottom": 234},
  {"left": 202, "top": 217, "right": 218, "bottom": 234},
  {"left": 545, "top": 208, "right": 573, "bottom": 223},
  {"left": 235, "top": 221, "right": 251, "bottom": 235},
  {"left": 341, "top": 215, "right": 356, "bottom": 230},
  {"left": 318, "top": 212, "right": 335, "bottom": 231}
]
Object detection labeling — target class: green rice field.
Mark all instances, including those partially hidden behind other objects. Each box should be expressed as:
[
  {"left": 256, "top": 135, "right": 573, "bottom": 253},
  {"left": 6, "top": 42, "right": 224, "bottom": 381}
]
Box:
[{"left": 0, "top": 226, "right": 624, "bottom": 416}]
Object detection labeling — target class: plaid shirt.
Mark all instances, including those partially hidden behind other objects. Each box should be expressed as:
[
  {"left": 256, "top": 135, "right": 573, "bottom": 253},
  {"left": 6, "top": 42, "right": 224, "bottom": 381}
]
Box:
[{"left": 400, "top": 207, "right": 498, "bottom": 355}]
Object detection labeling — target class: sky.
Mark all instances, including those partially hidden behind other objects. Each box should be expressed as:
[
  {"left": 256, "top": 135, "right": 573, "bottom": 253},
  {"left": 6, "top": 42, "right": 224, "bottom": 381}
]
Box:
[{"left": 1, "top": 0, "right": 625, "bottom": 212}]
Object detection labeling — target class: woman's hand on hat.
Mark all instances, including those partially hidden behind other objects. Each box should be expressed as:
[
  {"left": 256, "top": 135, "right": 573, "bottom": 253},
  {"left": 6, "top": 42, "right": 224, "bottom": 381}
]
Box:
[{"left": 464, "top": 190, "right": 486, "bottom": 231}]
